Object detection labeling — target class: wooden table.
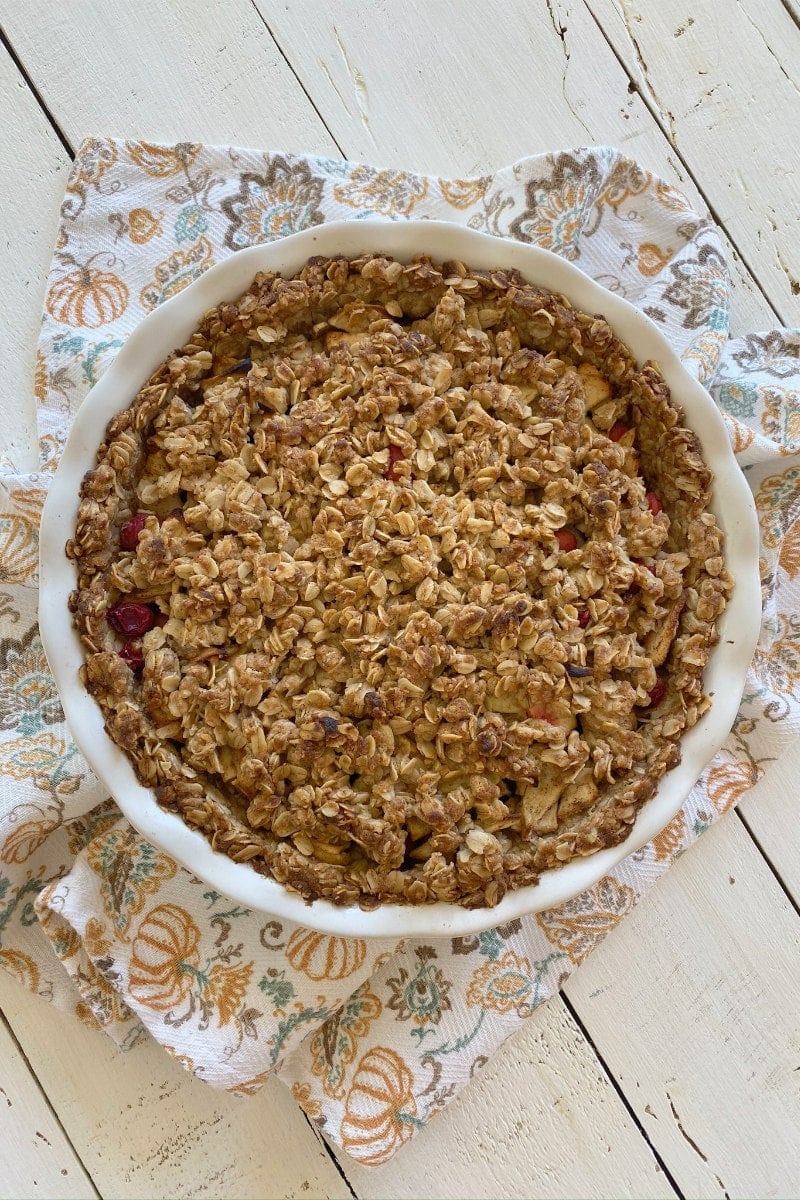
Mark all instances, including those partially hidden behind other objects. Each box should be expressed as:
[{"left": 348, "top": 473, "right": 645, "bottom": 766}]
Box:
[{"left": 1, "top": 3, "right": 799, "bottom": 1197}]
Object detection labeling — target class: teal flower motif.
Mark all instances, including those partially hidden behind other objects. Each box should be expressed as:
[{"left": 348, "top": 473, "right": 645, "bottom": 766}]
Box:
[
  {"left": 259, "top": 969, "right": 296, "bottom": 1011},
  {"left": 386, "top": 946, "right": 451, "bottom": 1028},
  {"left": 0, "top": 627, "right": 63, "bottom": 736},
  {"left": 175, "top": 204, "right": 208, "bottom": 244},
  {"left": 719, "top": 378, "right": 760, "bottom": 420}
]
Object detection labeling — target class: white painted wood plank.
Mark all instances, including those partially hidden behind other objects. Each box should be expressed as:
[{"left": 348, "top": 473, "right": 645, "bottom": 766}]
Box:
[
  {"left": 739, "top": 740, "right": 800, "bottom": 907},
  {"left": 0, "top": 1009, "right": 97, "bottom": 1199},
  {"left": 0, "top": 0, "right": 340, "bottom": 157},
  {"left": 255, "top": 0, "right": 777, "bottom": 335},
  {"left": 565, "top": 812, "right": 800, "bottom": 1200},
  {"left": 583, "top": 0, "right": 800, "bottom": 324},
  {"left": 0, "top": 972, "right": 350, "bottom": 1200},
  {"left": 0, "top": 46, "right": 70, "bottom": 472},
  {"left": 336, "top": 995, "right": 676, "bottom": 1200}
]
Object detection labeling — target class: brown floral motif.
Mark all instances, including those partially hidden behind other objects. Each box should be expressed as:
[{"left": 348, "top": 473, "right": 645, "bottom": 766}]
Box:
[
  {"left": 654, "top": 178, "right": 695, "bottom": 213},
  {"left": 508, "top": 151, "right": 605, "bottom": 259},
  {"left": 661, "top": 240, "right": 728, "bottom": 330},
  {"left": 732, "top": 331, "right": 800, "bottom": 379},
  {"left": 650, "top": 811, "right": 686, "bottom": 862},
  {"left": 466, "top": 949, "right": 534, "bottom": 1015},
  {"left": 62, "top": 138, "right": 118, "bottom": 222},
  {"left": 128, "top": 903, "right": 201, "bottom": 1012},
  {"left": 222, "top": 156, "right": 324, "bottom": 250},
  {"left": 386, "top": 946, "right": 451, "bottom": 1026},
  {"left": 438, "top": 176, "right": 490, "bottom": 209},
  {"left": 0, "top": 948, "right": 40, "bottom": 992},
  {"left": 761, "top": 386, "right": 800, "bottom": 454},
  {"left": 537, "top": 876, "right": 636, "bottom": 963},
  {"left": 599, "top": 159, "right": 651, "bottom": 211},
  {"left": 205, "top": 961, "right": 253, "bottom": 1027},
  {"left": 340, "top": 1047, "right": 418, "bottom": 1165},
  {"left": 0, "top": 624, "right": 63, "bottom": 733},
  {"left": 139, "top": 236, "right": 215, "bottom": 311},
  {"left": 309, "top": 986, "right": 382, "bottom": 1100},
  {"left": 334, "top": 164, "right": 428, "bottom": 216},
  {"left": 125, "top": 141, "right": 201, "bottom": 178},
  {"left": 751, "top": 613, "right": 800, "bottom": 697},
  {"left": 46, "top": 258, "right": 129, "bottom": 329},
  {"left": 85, "top": 825, "right": 178, "bottom": 937}
]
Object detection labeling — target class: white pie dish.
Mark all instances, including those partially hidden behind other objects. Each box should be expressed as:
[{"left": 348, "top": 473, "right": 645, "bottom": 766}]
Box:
[{"left": 39, "top": 219, "right": 761, "bottom": 938}]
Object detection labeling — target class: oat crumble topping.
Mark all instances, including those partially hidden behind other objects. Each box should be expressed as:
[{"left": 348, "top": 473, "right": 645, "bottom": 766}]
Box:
[{"left": 67, "top": 254, "right": 731, "bottom": 908}]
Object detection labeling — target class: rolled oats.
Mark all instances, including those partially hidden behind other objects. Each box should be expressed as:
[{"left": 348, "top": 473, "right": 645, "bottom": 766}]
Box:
[{"left": 68, "top": 254, "right": 731, "bottom": 909}]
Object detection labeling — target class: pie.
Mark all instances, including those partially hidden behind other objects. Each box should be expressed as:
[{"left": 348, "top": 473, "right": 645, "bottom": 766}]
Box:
[{"left": 68, "top": 254, "right": 732, "bottom": 908}]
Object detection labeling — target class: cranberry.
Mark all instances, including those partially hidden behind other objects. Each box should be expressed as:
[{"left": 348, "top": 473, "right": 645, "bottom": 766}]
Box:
[
  {"left": 648, "top": 679, "right": 666, "bottom": 707},
  {"left": 119, "top": 513, "right": 147, "bottom": 550},
  {"left": 578, "top": 608, "right": 590, "bottom": 628},
  {"left": 608, "top": 420, "right": 630, "bottom": 442},
  {"left": 527, "top": 704, "right": 558, "bottom": 726},
  {"left": 646, "top": 492, "right": 663, "bottom": 515},
  {"left": 153, "top": 611, "right": 169, "bottom": 627},
  {"left": 119, "top": 642, "right": 144, "bottom": 673},
  {"left": 385, "top": 444, "right": 405, "bottom": 480},
  {"left": 556, "top": 528, "right": 578, "bottom": 552},
  {"left": 107, "top": 602, "right": 156, "bottom": 638}
]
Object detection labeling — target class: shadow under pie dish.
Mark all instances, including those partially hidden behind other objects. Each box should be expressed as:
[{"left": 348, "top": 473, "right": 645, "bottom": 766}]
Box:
[{"left": 40, "top": 221, "right": 760, "bottom": 937}]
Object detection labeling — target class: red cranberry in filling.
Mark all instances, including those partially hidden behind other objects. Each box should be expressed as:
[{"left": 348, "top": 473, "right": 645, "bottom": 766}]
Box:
[
  {"left": 107, "top": 602, "right": 156, "bottom": 639},
  {"left": 119, "top": 513, "right": 147, "bottom": 550}
]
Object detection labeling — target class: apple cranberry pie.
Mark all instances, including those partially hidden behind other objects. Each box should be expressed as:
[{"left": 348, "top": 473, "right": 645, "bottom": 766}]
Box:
[{"left": 68, "top": 254, "right": 731, "bottom": 908}]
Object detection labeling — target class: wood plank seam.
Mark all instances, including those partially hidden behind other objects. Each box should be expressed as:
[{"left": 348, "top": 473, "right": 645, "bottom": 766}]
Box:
[
  {"left": 244, "top": 0, "right": 347, "bottom": 156},
  {"left": 559, "top": 993, "right": 684, "bottom": 1199},
  {"left": 0, "top": 24, "right": 74, "bottom": 157},
  {"left": 300, "top": 1113, "right": 359, "bottom": 1200},
  {"left": 734, "top": 808, "right": 800, "bottom": 920},
  {"left": 578, "top": 0, "right": 785, "bottom": 327},
  {"left": 0, "top": 1004, "right": 102, "bottom": 1199}
]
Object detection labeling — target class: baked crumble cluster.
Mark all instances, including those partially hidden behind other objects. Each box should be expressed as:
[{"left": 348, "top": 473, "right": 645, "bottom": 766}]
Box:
[{"left": 68, "top": 254, "right": 731, "bottom": 908}]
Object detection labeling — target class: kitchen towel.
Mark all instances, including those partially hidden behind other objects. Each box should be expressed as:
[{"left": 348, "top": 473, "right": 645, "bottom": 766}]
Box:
[{"left": 0, "top": 139, "right": 797, "bottom": 1165}]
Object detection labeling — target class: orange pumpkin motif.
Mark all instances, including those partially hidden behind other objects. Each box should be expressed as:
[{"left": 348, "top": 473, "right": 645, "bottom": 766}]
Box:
[
  {"left": 46, "top": 266, "right": 129, "bottom": 329},
  {"left": 0, "top": 949, "right": 40, "bottom": 992},
  {"left": 126, "top": 140, "right": 200, "bottom": 177},
  {"left": 128, "top": 903, "right": 201, "bottom": 1011},
  {"left": 340, "top": 1047, "right": 418, "bottom": 1165},
  {"left": 285, "top": 928, "right": 367, "bottom": 981},
  {"left": 705, "top": 758, "right": 758, "bottom": 814},
  {"left": 128, "top": 208, "right": 163, "bottom": 244}
]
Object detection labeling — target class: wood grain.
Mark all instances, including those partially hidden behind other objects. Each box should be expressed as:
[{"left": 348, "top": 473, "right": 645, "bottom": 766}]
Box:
[
  {"left": 565, "top": 812, "right": 800, "bottom": 1199},
  {"left": 0, "top": 44, "right": 70, "bottom": 472},
  {"left": 255, "top": 0, "right": 778, "bottom": 334},
  {"left": 583, "top": 0, "right": 800, "bottom": 323},
  {"left": 0, "top": 1008, "right": 97, "bottom": 1198},
  {"left": 0, "top": 973, "right": 350, "bottom": 1200},
  {"left": 335, "top": 995, "right": 676, "bottom": 1200}
]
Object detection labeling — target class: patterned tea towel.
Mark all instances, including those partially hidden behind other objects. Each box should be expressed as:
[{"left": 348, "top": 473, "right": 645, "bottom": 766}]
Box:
[{"left": 0, "top": 140, "right": 798, "bottom": 1166}]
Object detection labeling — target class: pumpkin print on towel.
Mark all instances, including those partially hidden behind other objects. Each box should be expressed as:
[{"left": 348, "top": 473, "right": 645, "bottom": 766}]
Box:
[
  {"left": 128, "top": 903, "right": 201, "bottom": 1012},
  {"left": 46, "top": 254, "right": 129, "bottom": 329},
  {"left": 340, "top": 1047, "right": 419, "bottom": 1165},
  {"left": 285, "top": 928, "right": 367, "bottom": 981}
]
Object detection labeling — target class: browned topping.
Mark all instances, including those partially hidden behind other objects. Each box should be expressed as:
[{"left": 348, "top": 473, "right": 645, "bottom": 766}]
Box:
[{"left": 68, "top": 254, "right": 731, "bottom": 909}]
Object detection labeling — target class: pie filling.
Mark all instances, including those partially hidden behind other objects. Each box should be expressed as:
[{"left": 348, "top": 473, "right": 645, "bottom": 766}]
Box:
[{"left": 68, "top": 254, "right": 731, "bottom": 908}]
